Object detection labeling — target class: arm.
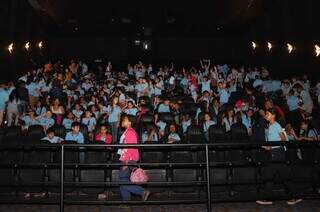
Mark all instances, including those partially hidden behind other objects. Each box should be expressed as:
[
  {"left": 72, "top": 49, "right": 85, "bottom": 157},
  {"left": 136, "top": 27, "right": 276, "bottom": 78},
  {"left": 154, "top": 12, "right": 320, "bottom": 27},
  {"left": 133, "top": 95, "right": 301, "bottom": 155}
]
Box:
[{"left": 200, "top": 60, "right": 204, "bottom": 69}]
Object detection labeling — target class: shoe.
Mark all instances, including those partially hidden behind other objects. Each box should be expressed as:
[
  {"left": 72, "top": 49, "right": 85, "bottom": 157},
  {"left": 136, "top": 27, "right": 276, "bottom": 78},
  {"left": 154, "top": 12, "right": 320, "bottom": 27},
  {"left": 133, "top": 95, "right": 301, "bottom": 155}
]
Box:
[
  {"left": 142, "top": 190, "right": 150, "bottom": 201},
  {"left": 256, "top": 200, "right": 273, "bottom": 205},
  {"left": 287, "top": 199, "right": 302, "bottom": 205}
]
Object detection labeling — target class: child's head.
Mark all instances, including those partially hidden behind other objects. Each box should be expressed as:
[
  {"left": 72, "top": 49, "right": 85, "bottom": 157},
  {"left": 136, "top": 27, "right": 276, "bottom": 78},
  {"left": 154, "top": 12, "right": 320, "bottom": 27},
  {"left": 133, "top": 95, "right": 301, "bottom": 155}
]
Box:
[
  {"left": 84, "top": 110, "right": 92, "bottom": 118},
  {"left": 71, "top": 122, "right": 81, "bottom": 133},
  {"left": 204, "top": 113, "right": 211, "bottom": 122},
  {"left": 47, "top": 128, "right": 55, "bottom": 139},
  {"left": 45, "top": 110, "right": 53, "bottom": 118},
  {"left": 169, "top": 123, "right": 177, "bottom": 133},
  {"left": 66, "top": 111, "right": 74, "bottom": 119},
  {"left": 127, "top": 101, "right": 134, "bottom": 109},
  {"left": 99, "top": 124, "right": 110, "bottom": 134}
]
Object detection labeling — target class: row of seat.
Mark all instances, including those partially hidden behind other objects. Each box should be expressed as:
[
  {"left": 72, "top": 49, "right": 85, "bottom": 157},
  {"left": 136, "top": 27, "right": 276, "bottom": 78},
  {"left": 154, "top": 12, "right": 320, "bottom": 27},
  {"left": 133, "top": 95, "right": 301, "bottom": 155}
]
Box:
[
  {"left": 0, "top": 121, "right": 248, "bottom": 145},
  {"left": 0, "top": 146, "right": 319, "bottom": 199}
]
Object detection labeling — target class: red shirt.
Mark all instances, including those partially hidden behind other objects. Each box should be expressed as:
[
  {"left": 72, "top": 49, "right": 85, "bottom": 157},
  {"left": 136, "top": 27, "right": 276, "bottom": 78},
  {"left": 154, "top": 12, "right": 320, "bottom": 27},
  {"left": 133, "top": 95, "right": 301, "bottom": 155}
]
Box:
[{"left": 95, "top": 133, "right": 112, "bottom": 144}]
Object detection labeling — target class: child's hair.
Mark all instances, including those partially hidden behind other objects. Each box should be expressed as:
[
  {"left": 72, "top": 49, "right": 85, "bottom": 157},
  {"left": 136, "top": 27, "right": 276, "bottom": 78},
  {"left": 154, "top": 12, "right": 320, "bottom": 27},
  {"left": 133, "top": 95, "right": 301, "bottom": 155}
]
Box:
[
  {"left": 71, "top": 122, "right": 81, "bottom": 128},
  {"left": 47, "top": 127, "right": 55, "bottom": 135}
]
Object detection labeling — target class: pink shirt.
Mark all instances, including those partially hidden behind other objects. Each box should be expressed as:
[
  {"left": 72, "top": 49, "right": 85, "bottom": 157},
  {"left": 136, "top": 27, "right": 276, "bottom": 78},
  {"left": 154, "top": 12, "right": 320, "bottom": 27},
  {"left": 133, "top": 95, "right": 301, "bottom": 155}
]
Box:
[{"left": 119, "top": 128, "right": 140, "bottom": 163}]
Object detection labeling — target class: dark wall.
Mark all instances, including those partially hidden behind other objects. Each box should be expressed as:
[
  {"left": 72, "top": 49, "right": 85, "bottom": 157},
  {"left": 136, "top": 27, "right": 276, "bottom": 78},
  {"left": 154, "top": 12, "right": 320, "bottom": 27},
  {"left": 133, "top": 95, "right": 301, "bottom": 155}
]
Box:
[{"left": 48, "top": 37, "right": 128, "bottom": 60}]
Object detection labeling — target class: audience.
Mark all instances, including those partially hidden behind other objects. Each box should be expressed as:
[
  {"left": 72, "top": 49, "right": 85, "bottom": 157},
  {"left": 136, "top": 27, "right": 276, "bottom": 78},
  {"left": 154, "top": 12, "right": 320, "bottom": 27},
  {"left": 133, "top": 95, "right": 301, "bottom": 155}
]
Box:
[{"left": 0, "top": 59, "right": 318, "bottom": 146}]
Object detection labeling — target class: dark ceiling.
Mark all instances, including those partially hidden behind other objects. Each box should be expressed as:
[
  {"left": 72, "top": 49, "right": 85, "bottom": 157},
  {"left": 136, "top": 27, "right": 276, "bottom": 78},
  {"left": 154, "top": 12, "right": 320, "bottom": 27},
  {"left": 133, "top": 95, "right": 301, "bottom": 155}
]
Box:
[
  {"left": 29, "top": 0, "right": 265, "bottom": 36},
  {"left": 1, "top": 0, "right": 320, "bottom": 41}
]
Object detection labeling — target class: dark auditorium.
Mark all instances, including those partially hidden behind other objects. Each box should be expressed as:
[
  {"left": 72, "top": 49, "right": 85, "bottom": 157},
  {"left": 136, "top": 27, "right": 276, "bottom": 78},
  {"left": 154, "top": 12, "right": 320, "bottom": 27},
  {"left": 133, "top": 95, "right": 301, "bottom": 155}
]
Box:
[{"left": 1, "top": 0, "right": 320, "bottom": 211}]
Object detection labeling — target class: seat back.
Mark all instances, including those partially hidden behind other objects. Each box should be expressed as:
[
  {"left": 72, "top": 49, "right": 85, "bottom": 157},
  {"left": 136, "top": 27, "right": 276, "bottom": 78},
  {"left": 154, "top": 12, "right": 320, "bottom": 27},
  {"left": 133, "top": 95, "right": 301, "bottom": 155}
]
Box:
[
  {"left": 27, "top": 125, "right": 45, "bottom": 143},
  {"left": 209, "top": 125, "right": 228, "bottom": 143},
  {"left": 186, "top": 125, "right": 204, "bottom": 143}
]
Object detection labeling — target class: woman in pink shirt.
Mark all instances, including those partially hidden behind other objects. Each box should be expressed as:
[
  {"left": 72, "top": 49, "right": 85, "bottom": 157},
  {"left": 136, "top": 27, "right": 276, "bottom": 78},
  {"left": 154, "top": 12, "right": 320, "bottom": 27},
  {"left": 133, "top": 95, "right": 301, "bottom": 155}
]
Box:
[{"left": 118, "top": 114, "right": 150, "bottom": 201}]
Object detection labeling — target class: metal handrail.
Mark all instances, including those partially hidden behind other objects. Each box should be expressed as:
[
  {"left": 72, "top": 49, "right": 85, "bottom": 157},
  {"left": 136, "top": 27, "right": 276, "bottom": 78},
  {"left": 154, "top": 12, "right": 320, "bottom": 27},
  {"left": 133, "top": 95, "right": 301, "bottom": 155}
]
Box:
[{"left": 0, "top": 141, "right": 319, "bottom": 212}]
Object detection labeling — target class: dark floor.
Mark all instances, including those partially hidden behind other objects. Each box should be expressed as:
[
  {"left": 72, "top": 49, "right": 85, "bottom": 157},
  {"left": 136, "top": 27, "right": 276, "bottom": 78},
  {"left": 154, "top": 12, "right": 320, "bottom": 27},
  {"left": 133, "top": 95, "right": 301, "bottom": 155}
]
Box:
[{"left": 0, "top": 201, "right": 320, "bottom": 212}]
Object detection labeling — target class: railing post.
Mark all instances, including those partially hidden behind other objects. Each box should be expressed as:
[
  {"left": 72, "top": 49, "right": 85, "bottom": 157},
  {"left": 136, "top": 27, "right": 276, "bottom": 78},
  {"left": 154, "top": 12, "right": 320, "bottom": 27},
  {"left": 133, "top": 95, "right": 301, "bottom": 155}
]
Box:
[
  {"left": 205, "top": 145, "right": 212, "bottom": 212},
  {"left": 60, "top": 145, "right": 64, "bottom": 212}
]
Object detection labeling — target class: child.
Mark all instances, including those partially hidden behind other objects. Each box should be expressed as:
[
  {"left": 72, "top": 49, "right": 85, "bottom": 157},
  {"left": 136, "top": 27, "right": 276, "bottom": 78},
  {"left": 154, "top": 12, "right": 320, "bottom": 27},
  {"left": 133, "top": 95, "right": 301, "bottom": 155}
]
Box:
[
  {"left": 37, "top": 110, "right": 55, "bottom": 131},
  {"left": 95, "top": 124, "right": 112, "bottom": 144},
  {"left": 81, "top": 110, "right": 97, "bottom": 133},
  {"left": 62, "top": 111, "right": 75, "bottom": 130},
  {"left": 65, "top": 122, "right": 84, "bottom": 144},
  {"left": 41, "top": 127, "right": 64, "bottom": 143},
  {"left": 124, "top": 101, "right": 138, "bottom": 116}
]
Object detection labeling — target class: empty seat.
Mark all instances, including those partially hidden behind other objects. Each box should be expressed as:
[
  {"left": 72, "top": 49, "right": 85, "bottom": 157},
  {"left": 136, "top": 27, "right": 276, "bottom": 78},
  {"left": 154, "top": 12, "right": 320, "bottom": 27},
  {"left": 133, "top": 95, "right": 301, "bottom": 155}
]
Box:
[
  {"left": 48, "top": 141, "right": 77, "bottom": 193},
  {"left": 159, "top": 113, "right": 175, "bottom": 124},
  {"left": 18, "top": 140, "right": 51, "bottom": 193},
  {"left": 110, "top": 169, "right": 120, "bottom": 195},
  {"left": 230, "top": 123, "right": 249, "bottom": 143},
  {"left": 210, "top": 168, "right": 230, "bottom": 193},
  {"left": 80, "top": 167, "right": 106, "bottom": 195},
  {"left": 145, "top": 169, "right": 167, "bottom": 193},
  {"left": 80, "top": 124, "right": 89, "bottom": 142},
  {"left": 231, "top": 167, "right": 257, "bottom": 193},
  {"left": 209, "top": 125, "right": 228, "bottom": 143},
  {"left": 186, "top": 125, "right": 204, "bottom": 143},
  {"left": 140, "top": 114, "right": 154, "bottom": 124},
  {"left": 141, "top": 150, "right": 166, "bottom": 163},
  {"left": 3, "top": 126, "right": 22, "bottom": 144},
  {"left": 0, "top": 166, "right": 16, "bottom": 193},
  {"left": 182, "top": 96, "right": 195, "bottom": 105},
  {"left": 52, "top": 125, "right": 67, "bottom": 139},
  {"left": 227, "top": 124, "right": 250, "bottom": 162},
  {"left": 170, "top": 151, "right": 193, "bottom": 163},
  {"left": 172, "top": 168, "right": 198, "bottom": 193},
  {"left": 26, "top": 125, "right": 45, "bottom": 143}
]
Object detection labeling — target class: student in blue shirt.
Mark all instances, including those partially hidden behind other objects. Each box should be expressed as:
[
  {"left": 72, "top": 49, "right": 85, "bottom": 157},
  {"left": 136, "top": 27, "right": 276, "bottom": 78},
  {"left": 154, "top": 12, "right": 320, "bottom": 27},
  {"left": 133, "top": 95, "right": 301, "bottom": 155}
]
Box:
[
  {"left": 65, "top": 122, "right": 84, "bottom": 144},
  {"left": 0, "top": 84, "right": 9, "bottom": 125},
  {"left": 26, "top": 80, "right": 40, "bottom": 108},
  {"left": 257, "top": 109, "right": 302, "bottom": 206},
  {"left": 20, "top": 109, "right": 39, "bottom": 128},
  {"left": 35, "top": 100, "right": 47, "bottom": 116},
  {"left": 123, "top": 101, "right": 138, "bottom": 116},
  {"left": 62, "top": 111, "right": 75, "bottom": 130},
  {"left": 157, "top": 99, "right": 171, "bottom": 113},
  {"left": 37, "top": 110, "right": 55, "bottom": 131},
  {"left": 107, "top": 96, "right": 122, "bottom": 143},
  {"left": 72, "top": 103, "right": 84, "bottom": 122},
  {"left": 81, "top": 110, "right": 97, "bottom": 133}
]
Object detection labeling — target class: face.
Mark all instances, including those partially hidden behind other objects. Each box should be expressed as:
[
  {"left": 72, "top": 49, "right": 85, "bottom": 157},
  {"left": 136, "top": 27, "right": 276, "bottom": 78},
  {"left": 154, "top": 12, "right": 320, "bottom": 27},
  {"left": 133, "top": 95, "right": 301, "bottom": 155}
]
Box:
[
  {"left": 67, "top": 113, "right": 74, "bottom": 119},
  {"left": 85, "top": 111, "right": 91, "bottom": 118},
  {"left": 227, "top": 110, "right": 234, "bottom": 117},
  {"left": 247, "top": 110, "right": 254, "bottom": 117},
  {"left": 48, "top": 132, "right": 55, "bottom": 139},
  {"left": 100, "top": 126, "right": 108, "bottom": 133},
  {"left": 164, "top": 100, "right": 170, "bottom": 106},
  {"left": 54, "top": 99, "right": 60, "bottom": 105},
  {"left": 113, "top": 97, "right": 119, "bottom": 105},
  {"left": 204, "top": 114, "right": 211, "bottom": 121},
  {"left": 121, "top": 116, "right": 130, "bottom": 128},
  {"left": 45, "top": 111, "right": 52, "bottom": 118},
  {"left": 127, "top": 102, "right": 133, "bottom": 108},
  {"left": 72, "top": 125, "right": 80, "bottom": 133},
  {"left": 265, "top": 111, "right": 275, "bottom": 122},
  {"left": 301, "top": 122, "right": 308, "bottom": 130},
  {"left": 169, "top": 125, "right": 176, "bottom": 133},
  {"left": 265, "top": 101, "right": 273, "bottom": 110}
]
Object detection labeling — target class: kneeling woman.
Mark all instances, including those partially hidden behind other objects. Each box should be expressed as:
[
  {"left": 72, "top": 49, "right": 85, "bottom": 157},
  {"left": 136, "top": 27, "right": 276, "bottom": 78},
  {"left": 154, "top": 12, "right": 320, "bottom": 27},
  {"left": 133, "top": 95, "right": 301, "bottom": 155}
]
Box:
[{"left": 118, "top": 114, "right": 150, "bottom": 201}]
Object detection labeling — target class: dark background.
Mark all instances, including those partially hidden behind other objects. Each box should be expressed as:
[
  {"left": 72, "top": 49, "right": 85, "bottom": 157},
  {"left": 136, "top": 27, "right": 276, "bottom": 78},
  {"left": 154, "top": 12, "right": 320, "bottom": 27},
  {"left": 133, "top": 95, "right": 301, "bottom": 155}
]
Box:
[{"left": 1, "top": 0, "right": 320, "bottom": 81}]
